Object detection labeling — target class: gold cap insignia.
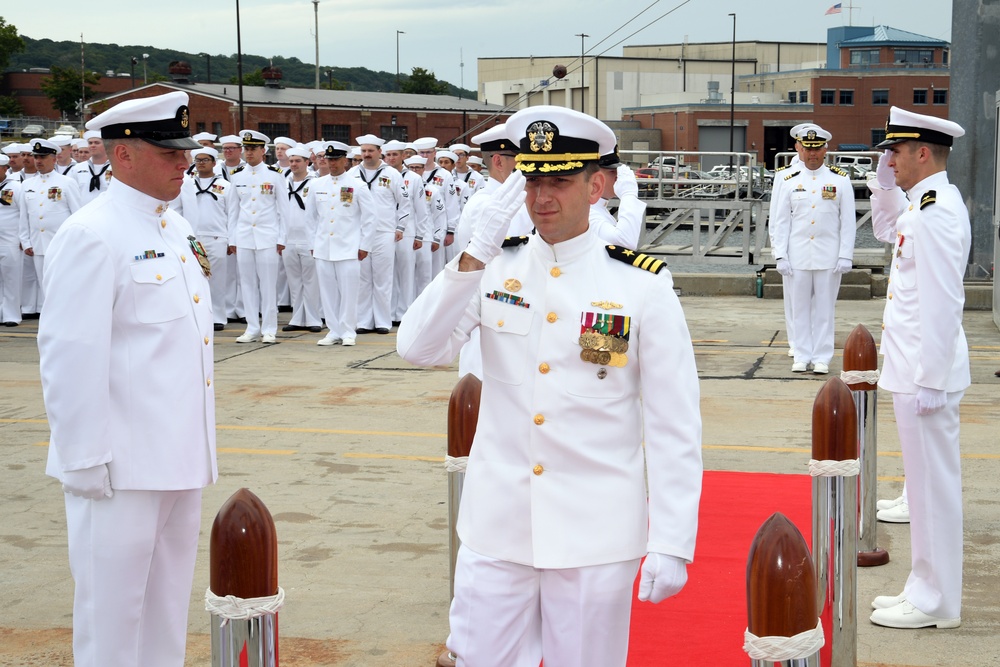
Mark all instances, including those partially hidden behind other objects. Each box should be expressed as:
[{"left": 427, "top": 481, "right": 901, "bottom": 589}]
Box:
[
  {"left": 180, "top": 107, "right": 189, "bottom": 129},
  {"left": 526, "top": 121, "right": 555, "bottom": 153}
]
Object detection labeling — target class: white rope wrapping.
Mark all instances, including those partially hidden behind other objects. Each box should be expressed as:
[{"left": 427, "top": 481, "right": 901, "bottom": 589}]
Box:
[
  {"left": 840, "top": 369, "right": 880, "bottom": 386},
  {"left": 809, "top": 458, "right": 861, "bottom": 477},
  {"left": 445, "top": 455, "right": 468, "bottom": 473},
  {"left": 205, "top": 587, "right": 285, "bottom": 626},
  {"left": 743, "top": 618, "right": 825, "bottom": 661}
]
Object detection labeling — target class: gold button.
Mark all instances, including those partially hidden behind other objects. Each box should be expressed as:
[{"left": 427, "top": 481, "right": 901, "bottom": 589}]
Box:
[
  {"left": 204, "top": 336, "right": 210, "bottom": 345},
  {"left": 533, "top": 464, "right": 544, "bottom": 476},
  {"left": 156, "top": 274, "right": 162, "bottom": 280},
  {"left": 908, "top": 204, "right": 914, "bottom": 211},
  {"left": 810, "top": 235, "right": 814, "bottom": 240},
  {"left": 181, "top": 255, "right": 187, "bottom": 262},
  {"left": 882, "top": 323, "right": 885, "bottom": 330},
  {"left": 207, "top": 378, "right": 212, "bottom": 387},
  {"left": 497, "top": 319, "right": 504, "bottom": 327},
  {"left": 252, "top": 223, "right": 256, "bottom": 227},
  {"left": 39, "top": 226, "right": 45, "bottom": 231},
  {"left": 533, "top": 414, "right": 545, "bottom": 425},
  {"left": 330, "top": 232, "right": 334, "bottom": 236},
  {"left": 193, "top": 295, "right": 200, "bottom": 303},
  {"left": 811, "top": 204, "right": 816, "bottom": 209},
  {"left": 539, "top": 363, "right": 550, "bottom": 374},
  {"left": 546, "top": 312, "right": 558, "bottom": 323},
  {"left": 888, "top": 293, "right": 893, "bottom": 300},
  {"left": 161, "top": 220, "right": 166, "bottom": 228},
  {"left": 550, "top": 267, "right": 561, "bottom": 278}
]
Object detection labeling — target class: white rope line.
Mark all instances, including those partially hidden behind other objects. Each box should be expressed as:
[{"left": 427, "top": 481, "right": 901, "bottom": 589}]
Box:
[
  {"left": 445, "top": 455, "right": 468, "bottom": 473},
  {"left": 809, "top": 458, "right": 861, "bottom": 477},
  {"left": 744, "top": 618, "right": 825, "bottom": 661},
  {"left": 205, "top": 587, "right": 285, "bottom": 625},
  {"left": 840, "top": 369, "right": 880, "bottom": 386}
]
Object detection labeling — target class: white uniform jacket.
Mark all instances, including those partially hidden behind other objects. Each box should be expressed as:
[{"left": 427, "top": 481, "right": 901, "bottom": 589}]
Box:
[
  {"left": 589, "top": 195, "right": 646, "bottom": 250},
  {"left": 0, "top": 178, "right": 23, "bottom": 246},
  {"left": 38, "top": 180, "right": 217, "bottom": 490},
  {"left": 18, "top": 171, "right": 82, "bottom": 254},
  {"left": 869, "top": 171, "right": 970, "bottom": 394},
  {"left": 770, "top": 164, "right": 855, "bottom": 270},
  {"left": 227, "top": 163, "right": 289, "bottom": 248},
  {"left": 397, "top": 228, "right": 703, "bottom": 569},
  {"left": 348, "top": 162, "right": 408, "bottom": 234},
  {"left": 454, "top": 179, "right": 534, "bottom": 251},
  {"left": 70, "top": 159, "right": 113, "bottom": 204},
  {"left": 192, "top": 175, "right": 232, "bottom": 238},
  {"left": 400, "top": 168, "right": 429, "bottom": 241},
  {"left": 422, "top": 182, "right": 448, "bottom": 244},
  {"left": 285, "top": 177, "right": 314, "bottom": 246},
  {"left": 424, "top": 166, "right": 460, "bottom": 234},
  {"left": 307, "top": 173, "right": 377, "bottom": 261}
]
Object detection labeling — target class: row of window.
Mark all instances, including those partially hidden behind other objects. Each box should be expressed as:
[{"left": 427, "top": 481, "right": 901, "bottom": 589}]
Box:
[
  {"left": 849, "top": 49, "right": 947, "bottom": 67},
  {"left": 191, "top": 123, "right": 410, "bottom": 143},
  {"left": 817, "top": 88, "right": 947, "bottom": 106}
]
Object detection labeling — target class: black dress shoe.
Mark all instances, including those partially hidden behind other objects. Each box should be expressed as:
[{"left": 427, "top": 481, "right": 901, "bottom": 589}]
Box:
[
  {"left": 307, "top": 325, "right": 323, "bottom": 333},
  {"left": 995, "top": 369, "right": 1000, "bottom": 378},
  {"left": 22, "top": 312, "right": 39, "bottom": 320},
  {"left": 391, "top": 320, "right": 402, "bottom": 327},
  {"left": 4, "top": 321, "right": 18, "bottom": 327},
  {"left": 278, "top": 305, "right": 293, "bottom": 313},
  {"left": 282, "top": 324, "right": 305, "bottom": 332},
  {"left": 375, "top": 327, "right": 390, "bottom": 335},
  {"left": 355, "top": 327, "right": 373, "bottom": 334},
  {"left": 214, "top": 323, "right": 225, "bottom": 331},
  {"left": 228, "top": 316, "right": 247, "bottom": 324}
]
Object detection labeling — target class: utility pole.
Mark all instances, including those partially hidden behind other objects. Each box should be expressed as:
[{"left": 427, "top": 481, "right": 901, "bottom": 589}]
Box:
[
  {"left": 575, "top": 33, "right": 589, "bottom": 114},
  {"left": 728, "top": 13, "right": 736, "bottom": 156},
  {"left": 396, "top": 31, "right": 405, "bottom": 93},
  {"left": 313, "top": 0, "right": 320, "bottom": 89}
]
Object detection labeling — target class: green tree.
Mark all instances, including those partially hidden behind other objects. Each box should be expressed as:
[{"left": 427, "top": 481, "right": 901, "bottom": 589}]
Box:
[
  {"left": 400, "top": 67, "right": 448, "bottom": 95},
  {"left": 0, "top": 95, "right": 22, "bottom": 116},
  {"left": 39, "top": 65, "right": 101, "bottom": 116},
  {"left": 229, "top": 68, "right": 265, "bottom": 86},
  {"left": 0, "top": 17, "right": 25, "bottom": 74}
]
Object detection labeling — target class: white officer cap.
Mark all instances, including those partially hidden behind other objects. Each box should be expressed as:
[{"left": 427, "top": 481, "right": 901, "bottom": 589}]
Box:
[
  {"left": 219, "top": 134, "right": 242, "bottom": 146},
  {"left": 790, "top": 123, "right": 818, "bottom": 140},
  {"left": 31, "top": 139, "right": 59, "bottom": 155},
  {"left": 192, "top": 131, "right": 218, "bottom": 143},
  {"left": 286, "top": 146, "right": 312, "bottom": 160},
  {"left": 382, "top": 139, "right": 407, "bottom": 152},
  {"left": 877, "top": 106, "right": 965, "bottom": 148},
  {"left": 506, "top": 105, "right": 615, "bottom": 175},
  {"left": 449, "top": 143, "right": 471, "bottom": 154},
  {"left": 273, "top": 136, "right": 297, "bottom": 148},
  {"left": 83, "top": 130, "right": 102, "bottom": 141},
  {"left": 412, "top": 137, "right": 438, "bottom": 151},
  {"left": 403, "top": 155, "right": 426, "bottom": 167},
  {"left": 798, "top": 126, "right": 832, "bottom": 149},
  {"left": 192, "top": 147, "right": 219, "bottom": 160},
  {"left": 86, "top": 91, "right": 200, "bottom": 149},
  {"left": 467, "top": 155, "right": 484, "bottom": 166},
  {"left": 324, "top": 142, "right": 350, "bottom": 159},
  {"left": 436, "top": 150, "right": 458, "bottom": 163},
  {"left": 49, "top": 135, "right": 74, "bottom": 147},
  {"left": 239, "top": 129, "right": 269, "bottom": 146},
  {"left": 355, "top": 134, "right": 384, "bottom": 147},
  {"left": 0, "top": 155, "right": 9, "bottom": 166}
]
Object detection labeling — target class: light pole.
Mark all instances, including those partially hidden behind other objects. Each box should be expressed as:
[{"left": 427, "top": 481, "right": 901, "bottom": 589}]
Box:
[
  {"left": 396, "top": 31, "right": 405, "bottom": 93},
  {"left": 313, "top": 0, "right": 320, "bottom": 89},
  {"left": 199, "top": 52, "right": 211, "bottom": 83},
  {"left": 575, "top": 33, "right": 589, "bottom": 114},
  {"left": 325, "top": 69, "right": 332, "bottom": 90},
  {"left": 728, "top": 13, "right": 736, "bottom": 155},
  {"left": 130, "top": 56, "right": 137, "bottom": 88},
  {"left": 236, "top": 0, "right": 245, "bottom": 129},
  {"left": 142, "top": 53, "right": 149, "bottom": 85}
]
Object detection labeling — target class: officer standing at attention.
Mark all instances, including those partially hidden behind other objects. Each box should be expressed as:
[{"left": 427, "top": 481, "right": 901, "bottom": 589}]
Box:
[
  {"left": 866, "top": 107, "right": 969, "bottom": 630},
  {"left": 0, "top": 155, "right": 23, "bottom": 326},
  {"left": 770, "top": 125, "right": 856, "bottom": 374},
  {"left": 397, "top": 106, "right": 703, "bottom": 666},
  {"left": 37, "top": 91, "right": 216, "bottom": 667},
  {"left": 191, "top": 146, "right": 234, "bottom": 331}
]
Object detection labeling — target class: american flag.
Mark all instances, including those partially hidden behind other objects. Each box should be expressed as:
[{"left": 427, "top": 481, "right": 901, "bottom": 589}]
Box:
[{"left": 825, "top": 3, "right": 843, "bottom": 14}]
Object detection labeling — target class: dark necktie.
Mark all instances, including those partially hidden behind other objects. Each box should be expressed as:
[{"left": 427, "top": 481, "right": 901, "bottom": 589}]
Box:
[
  {"left": 288, "top": 178, "right": 309, "bottom": 210},
  {"left": 89, "top": 163, "right": 110, "bottom": 192},
  {"left": 195, "top": 178, "right": 219, "bottom": 201}
]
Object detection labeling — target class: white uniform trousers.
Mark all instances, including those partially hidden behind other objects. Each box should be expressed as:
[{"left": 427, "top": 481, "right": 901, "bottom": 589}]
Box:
[
  {"left": 447, "top": 546, "right": 640, "bottom": 667},
  {"left": 236, "top": 247, "right": 279, "bottom": 337},
  {"left": 413, "top": 243, "right": 433, "bottom": 299},
  {"left": 201, "top": 237, "right": 229, "bottom": 326},
  {"left": 316, "top": 258, "right": 360, "bottom": 340},
  {"left": 789, "top": 268, "right": 840, "bottom": 366},
  {"left": 782, "top": 273, "right": 795, "bottom": 352},
  {"left": 357, "top": 231, "right": 395, "bottom": 330},
  {"left": 0, "top": 245, "right": 22, "bottom": 323},
  {"left": 31, "top": 253, "right": 46, "bottom": 309},
  {"left": 20, "top": 252, "right": 39, "bottom": 314},
  {"left": 894, "top": 391, "right": 964, "bottom": 619},
  {"left": 226, "top": 253, "right": 243, "bottom": 319},
  {"left": 391, "top": 236, "right": 416, "bottom": 321},
  {"left": 431, "top": 244, "right": 446, "bottom": 280},
  {"left": 276, "top": 260, "right": 290, "bottom": 307},
  {"left": 282, "top": 243, "right": 322, "bottom": 327},
  {"left": 65, "top": 488, "right": 202, "bottom": 667}
]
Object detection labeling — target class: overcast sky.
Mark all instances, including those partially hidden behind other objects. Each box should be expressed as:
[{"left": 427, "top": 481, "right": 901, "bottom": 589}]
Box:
[{"left": 3, "top": 0, "right": 953, "bottom": 90}]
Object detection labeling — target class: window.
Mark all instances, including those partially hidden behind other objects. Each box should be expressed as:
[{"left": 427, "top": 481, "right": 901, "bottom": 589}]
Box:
[
  {"left": 871, "top": 129, "right": 886, "bottom": 146},
  {"left": 613, "top": 71, "right": 624, "bottom": 91},
  {"left": 212, "top": 122, "right": 223, "bottom": 137},
  {"left": 321, "top": 124, "right": 351, "bottom": 142},
  {"left": 195, "top": 122, "right": 206, "bottom": 133},
  {"left": 799, "top": 90, "right": 808, "bottom": 104},
  {"left": 872, "top": 89, "right": 889, "bottom": 106},
  {"left": 850, "top": 49, "right": 880, "bottom": 67},
  {"left": 258, "top": 123, "right": 290, "bottom": 139},
  {"left": 839, "top": 89, "right": 854, "bottom": 105},
  {"left": 380, "top": 125, "right": 408, "bottom": 141},
  {"left": 933, "top": 89, "right": 948, "bottom": 104},
  {"left": 820, "top": 89, "right": 835, "bottom": 105},
  {"left": 913, "top": 89, "right": 927, "bottom": 105},
  {"left": 787, "top": 91, "right": 797, "bottom": 104},
  {"left": 895, "top": 49, "right": 933, "bottom": 66}
]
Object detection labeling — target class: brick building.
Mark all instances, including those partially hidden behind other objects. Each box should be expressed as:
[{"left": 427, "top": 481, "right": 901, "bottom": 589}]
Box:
[{"left": 1, "top": 70, "right": 135, "bottom": 120}]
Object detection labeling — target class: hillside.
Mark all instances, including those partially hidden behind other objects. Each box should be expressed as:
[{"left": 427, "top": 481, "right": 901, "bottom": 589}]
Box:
[{"left": 7, "top": 36, "right": 477, "bottom": 99}]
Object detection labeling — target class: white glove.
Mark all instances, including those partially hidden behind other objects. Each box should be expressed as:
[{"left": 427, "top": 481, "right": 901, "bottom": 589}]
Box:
[
  {"left": 637, "top": 552, "right": 688, "bottom": 603},
  {"left": 835, "top": 258, "right": 853, "bottom": 274},
  {"left": 776, "top": 258, "right": 792, "bottom": 277},
  {"left": 613, "top": 164, "right": 639, "bottom": 199},
  {"left": 464, "top": 170, "right": 527, "bottom": 265},
  {"left": 915, "top": 387, "right": 947, "bottom": 416},
  {"left": 62, "top": 464, "right": 113, "bottom": 500},
  {"left": 875, "top": 150, "right": 896, "bottom": 189}
]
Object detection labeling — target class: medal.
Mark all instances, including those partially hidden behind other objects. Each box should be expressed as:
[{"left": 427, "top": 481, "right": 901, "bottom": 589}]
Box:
[
  {"left": 187, "top": 235, "right": 212, "bottom": 277},
  {"left": 504, "top": 278, "right": 522, "bottom": 293}
]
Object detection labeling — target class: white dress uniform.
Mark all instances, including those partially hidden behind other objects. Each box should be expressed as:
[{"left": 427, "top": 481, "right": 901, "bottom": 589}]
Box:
[
  {"left": 455, "top": 168, "right": 485, "bottom": 208},
  {"left": 307, "top": 172, "right": 376, "bottom": 343},
  {"left": 193, "top": 174, "right": 234, "bottom": 326},
  {"left": 588, "top": 194, "right": 645, "bottom": 250},
  {"left": 770, "top": 163, "right": 855, "bottom": 366},
  {"left": 391, "top": 167, "right": 425, "bottom": 321},
  {"left": 283, "top": 176, "right": 322, "bottom": 328},
  {"left": 39, "top": 179, "right": 217, "bottom": 666},
  {"left": 350, "top": 162, "right": 407, "bottom": 331},
  {"left": 69, "top": 158, "right": 113, "bottom": 204},
  {"left": 422, "top": 181, "right": 449, "bottom": 283},
  {"left": 424, "top": 165, "right": 461, "bottom": 263},
  {"left": 0, "top": 176, "right": 23, "bottom": 323},
  {"left": 228, "top": 161, "right": 290, "bottom": 338},
  {"left": 397, "top": 228, "right": 702, "bottom": 665},
  {"left": 870, "top": 170, "right": 969, "bottom": 620},
  {"left": 18, "top": 169, "right": 82, "bottom": 307},
  {"left": 769, "top": 158, "right": 801, "bottom": 354}
]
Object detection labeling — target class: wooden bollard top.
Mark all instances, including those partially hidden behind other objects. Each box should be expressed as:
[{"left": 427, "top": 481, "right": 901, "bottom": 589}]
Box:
[
  {"left": 447, "top": 373, "right": 482, "bottom": 458},
  {"left": 210, "top": 488, "right": 278, "bottom": 599},
  {"left": 747, "top": 512, "right": 818, "bottom": 637},
  {"left": 842, "top": 324, "right": 878, "bottom": 391},
  {"left": 812, "top": 377, "right": 858, "bottom": 461}
]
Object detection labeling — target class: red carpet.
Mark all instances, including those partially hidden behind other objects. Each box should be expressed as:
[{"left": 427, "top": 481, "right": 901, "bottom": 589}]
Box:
[{"left": 627, "top": 471, "right": 813, "bottom": 665}]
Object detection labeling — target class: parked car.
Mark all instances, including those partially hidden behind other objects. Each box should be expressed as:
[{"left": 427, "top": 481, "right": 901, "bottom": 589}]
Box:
[
  {"left": 20, "top": 124, "right": 45, "bottom": 138},
  {"left": 635, "top": 167, "right": 671, "bottom": 198},
  {"left": 0, "top": 118, "right": 11, "bottom": 137},
  {"left": 54, "top": 124, "right": 79, "bottom": 137}
]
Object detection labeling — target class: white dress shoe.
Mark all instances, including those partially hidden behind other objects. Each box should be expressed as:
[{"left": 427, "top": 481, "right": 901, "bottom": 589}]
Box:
[
  {"left": 877, "top": 501, "right": 909, "bottom": 523},
  {"left": 812, "top": 362, "right": 829, "bottom": 374},
  {"left": 317, "top": 336, "right": 341, "bottom": 346},
  {"left": 787, "top": 348, "right": 795, "bottom": 357},
  {"left": 872, "top": 592, "right": 906, "bottom": 610},
  {"left": 870, "top": 601, "right": 960, "bottom": 629},
  {"left": 261, "top": 333, "right": 277, "bottom": 344},
  {"left": 341, "top": 336, "right": 356, "bottom": 346},
  {"left": 235, "top": 332, "right": 258, "bottom": 343},
  {"left": 792, "top": 361, "right": 808, "bottom": 373},
  {"left": 877, "top": 495, "right": 906, "bottom": 511}
]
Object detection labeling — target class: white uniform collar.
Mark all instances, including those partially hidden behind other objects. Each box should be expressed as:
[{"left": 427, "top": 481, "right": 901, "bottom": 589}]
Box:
[
  {"left": 106, "top": 178, "right": 174, "bottom": 214},
  {"left": 905, "top": 170, "right": 948, "bottom": 203},
  {"left": 531, "top": 222, "right": 597, "bottom": 264}
]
